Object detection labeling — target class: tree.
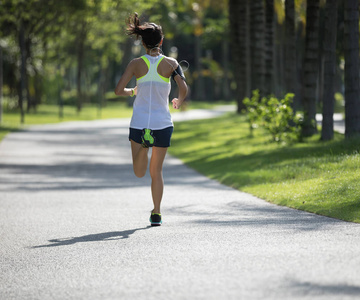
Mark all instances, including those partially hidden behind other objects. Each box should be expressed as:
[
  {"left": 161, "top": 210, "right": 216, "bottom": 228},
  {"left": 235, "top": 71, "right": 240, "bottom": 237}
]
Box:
[
  {"left": 284, "top": 0, "right": 296, "bottom": 95},
  {"left": 264, "top": 0, "right": 275, "bottom": 96},
  {"left": 302, "top": 0, "right": 320, "bottom": 137},
  {"left": 0, "top": 44, "right": 3, "bottom": 123},
  {"left": 75, "top": 19, "right": 87, "bottom": 113},
  {"left": 18, "top": 18, "right": 26, "bottom": 124},
  {"left": 0, "top": 0, "right": 84, "bottom": 122},
  {"left": 229, "top": 0, "right": 250, "bottom": 112},
  {"left": 344, "top": 0, "right": 360, "bottom": 138},
  {"left": 250, "top": 0, "right": 265, "bottom": 94},
  {"left": 321, "top": 0, "right": 338, "bottom": 141}
]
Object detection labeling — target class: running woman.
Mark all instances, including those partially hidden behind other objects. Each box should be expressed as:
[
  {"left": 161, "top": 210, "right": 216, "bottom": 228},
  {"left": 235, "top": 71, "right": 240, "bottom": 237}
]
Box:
[{"left": 115, "top": 13, "right": 188, "bottom": 226}]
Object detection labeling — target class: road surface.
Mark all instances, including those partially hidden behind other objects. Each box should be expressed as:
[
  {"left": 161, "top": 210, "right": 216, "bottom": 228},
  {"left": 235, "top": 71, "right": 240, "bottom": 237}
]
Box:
[{"left": 0, "top": 109, "right": 358, "bottom": 300}]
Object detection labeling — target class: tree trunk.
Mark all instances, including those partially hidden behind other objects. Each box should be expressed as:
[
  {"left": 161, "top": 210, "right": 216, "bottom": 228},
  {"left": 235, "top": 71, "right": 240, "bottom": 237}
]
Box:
[
  {"left": 285, "top": 0, "right": 296, "bottom": 95},
  {"left": 221, "top": 39, "right": 231, "bottom": 101},
  {"left": 229, "top": 0, "right": 250, "bottom": 113},
  {"left": 0, "top": 45, "right": 3, "bottom": 124},
  {"left": 321, "top": 0, "right": 338, "bottom": 141},
  {"left": 25, "top": 35, "right": 32, "bottom": 112},
  {"left": 344, "top": 0, "right": 360, "bottom": 137},
  {"left": 302, "top": 0, "right": 320, "bottom": 137},
  {"left": 264, "top": 0, "right": 274, "bottom": 96},
  {"left": 19, "top": 19, "right": 26, "bottom": 124},
  {"left": 76, "top": 21, "right": 87, "bottom": 114},
  {"left": 57, "top": 58, "right": 63, "bottom": 120},
  {"left": 194, "top": 34, "right": 205, "bottom": 101},
  {"left": 97, "top": 55, "right": 106, "bottom": 118},
  {"left": 250, "top": 0, "right": 265, "bottom": 94}
]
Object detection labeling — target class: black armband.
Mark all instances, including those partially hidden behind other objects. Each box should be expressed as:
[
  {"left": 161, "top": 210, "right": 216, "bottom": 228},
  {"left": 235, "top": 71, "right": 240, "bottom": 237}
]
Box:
[{"left": 171, "top": 65, "right": 186, "bottom": 81}]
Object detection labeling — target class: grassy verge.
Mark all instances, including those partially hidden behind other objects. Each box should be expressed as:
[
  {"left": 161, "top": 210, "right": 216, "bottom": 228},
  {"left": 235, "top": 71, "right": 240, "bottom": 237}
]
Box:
[
  {"left": 0, "top": 102, "right": 133, "bottom": 141},
  {"left": 169, "top": 113, "right": 360, "bottom": 223},
  {"left": 1, "top": 102, "right": 133, "bottom": 126}
]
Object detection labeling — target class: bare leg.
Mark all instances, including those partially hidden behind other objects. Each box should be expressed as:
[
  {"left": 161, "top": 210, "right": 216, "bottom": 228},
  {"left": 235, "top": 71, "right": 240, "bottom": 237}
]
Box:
[
  {"left": 130, "top": 140, "right": 149, "bottom": 178},
  {"left": 149, "top": 146, "right": 168, "bottom": 214}
]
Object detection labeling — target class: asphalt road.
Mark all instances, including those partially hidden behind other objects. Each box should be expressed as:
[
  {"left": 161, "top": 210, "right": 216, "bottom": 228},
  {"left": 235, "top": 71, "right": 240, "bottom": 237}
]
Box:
[{"left": 0, "top": 109, "right": 358, "bottom": 300}]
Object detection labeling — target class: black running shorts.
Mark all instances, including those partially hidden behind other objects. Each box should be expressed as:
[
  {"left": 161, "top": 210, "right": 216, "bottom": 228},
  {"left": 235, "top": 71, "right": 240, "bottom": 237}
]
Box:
[{"left": 129, "top": 127, "right": 174, "bottom": 148}]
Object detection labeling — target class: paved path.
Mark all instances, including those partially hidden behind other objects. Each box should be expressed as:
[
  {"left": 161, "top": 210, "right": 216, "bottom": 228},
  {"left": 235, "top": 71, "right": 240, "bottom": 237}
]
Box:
[{"left": 1, "top": 109, "right": 358, "bottom": 300}]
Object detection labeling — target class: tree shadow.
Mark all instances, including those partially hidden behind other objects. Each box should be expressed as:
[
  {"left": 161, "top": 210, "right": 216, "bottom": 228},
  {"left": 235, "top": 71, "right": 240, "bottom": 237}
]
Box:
[
  {"left": 30, "top": 226, "right": 151, "bottom": 248},
  {"left": 166, "top": 200, "right": 346, "bottom": 232},
  {"left": 286, "top": 279, "right": 360, "bottom": 297}
]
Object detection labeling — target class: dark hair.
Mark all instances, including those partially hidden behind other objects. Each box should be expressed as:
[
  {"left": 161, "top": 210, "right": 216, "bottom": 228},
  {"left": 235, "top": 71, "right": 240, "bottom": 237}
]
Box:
[{"left": 126, "top": 13, "right": 163, "bottom": 49}]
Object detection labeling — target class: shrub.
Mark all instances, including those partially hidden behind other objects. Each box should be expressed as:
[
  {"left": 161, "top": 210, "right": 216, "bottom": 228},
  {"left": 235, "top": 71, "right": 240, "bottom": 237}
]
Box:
[
  {"left": 243, "top": 90, "right": 302, "bottom": 143},
  {"left": 242, "top": 90, "right": 262, "bottom": 136}
]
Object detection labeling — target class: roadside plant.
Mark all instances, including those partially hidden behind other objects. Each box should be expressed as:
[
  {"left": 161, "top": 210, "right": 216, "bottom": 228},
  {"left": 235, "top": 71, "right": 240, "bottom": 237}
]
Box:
[
  {"left": 242, "top": 90, "right": 262, "bottom": 136},
  {"left": 243, "top": 91, "right": 302, "bottom": 143}
]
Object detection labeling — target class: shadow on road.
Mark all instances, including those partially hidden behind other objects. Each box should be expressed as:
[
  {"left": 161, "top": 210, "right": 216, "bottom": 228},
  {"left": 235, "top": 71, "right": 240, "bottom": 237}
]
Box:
[
  {"left": 286, "top": 279, "right": 360, "bottom": 297},
  {"left": 31, "top": 226, "right": 151, "bottom": 248}
]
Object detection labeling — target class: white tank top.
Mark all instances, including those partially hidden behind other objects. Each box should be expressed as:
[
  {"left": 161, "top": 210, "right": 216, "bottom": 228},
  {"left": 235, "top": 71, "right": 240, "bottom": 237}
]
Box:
[{"left": 130, "top": 54, "right": 173, "bottom": 130}]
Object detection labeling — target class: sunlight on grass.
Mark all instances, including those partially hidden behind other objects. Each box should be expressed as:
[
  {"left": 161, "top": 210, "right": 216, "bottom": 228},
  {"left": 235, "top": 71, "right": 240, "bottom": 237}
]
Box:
[
  {"left": 0, "top": 101, "right": 231, "bottom": 141},
  {"left": 1, "top": 102, "right": 133, "bottom": 127},
  {"left": 169, "top": 113, "right": 360, "bottom": 223}
]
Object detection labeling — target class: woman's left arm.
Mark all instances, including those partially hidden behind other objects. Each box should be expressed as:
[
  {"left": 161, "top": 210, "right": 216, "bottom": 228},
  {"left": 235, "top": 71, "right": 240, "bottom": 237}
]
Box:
[{"left": 114, "top": 60, "right": 137, "bottom": 96}]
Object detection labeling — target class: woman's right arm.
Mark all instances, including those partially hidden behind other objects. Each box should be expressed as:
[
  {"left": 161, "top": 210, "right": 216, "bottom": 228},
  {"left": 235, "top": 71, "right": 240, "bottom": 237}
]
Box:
[
  {"left": 172, "top": 74, "right": 188, "bottom": 109},
  {"left": 114, "top": 60, "right": 137, "bottom": 96}
]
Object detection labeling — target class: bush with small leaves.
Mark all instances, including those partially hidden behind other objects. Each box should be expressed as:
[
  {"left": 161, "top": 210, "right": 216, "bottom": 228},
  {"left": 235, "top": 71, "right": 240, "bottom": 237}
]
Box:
[{"left": 243, "top": 91, "right": 302, "bottom": 143}]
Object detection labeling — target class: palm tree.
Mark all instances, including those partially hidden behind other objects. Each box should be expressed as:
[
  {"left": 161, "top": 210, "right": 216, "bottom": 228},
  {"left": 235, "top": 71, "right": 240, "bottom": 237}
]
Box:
[
  {"left": 264, "top": 0, "right": 275, "bottom": 96},
  {"left": 321, "top": 0, "right": 338, "bottom": 141},
  {"left": 229, "top": 0, "right": 250, "bottom": 112},
  {"left": 344, "top": 0, "right": 360, "bottom": 138},
  {"left": 302, "top": 0, "right": 320, "bottom": 137},
  {"left": 284, "top": 0, "right": 296, "bottom": 95},
  {"left": 19, "top": 19, "right": 26, "bottom": 124},
  {"left": 0, "top": 44, "right": 3, "bottom": 124},
  {"left": 250, "top": 0, "right": 265, "bottom": 94}
]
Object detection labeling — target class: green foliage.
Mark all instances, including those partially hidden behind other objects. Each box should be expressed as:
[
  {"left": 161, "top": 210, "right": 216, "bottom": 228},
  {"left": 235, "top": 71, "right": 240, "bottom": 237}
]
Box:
[
  {"left": 1, "top": 0, "right": 231, "bottom": 123},
  {"left": 242, "top": 90, "right": 262, "bottom": 135},
  {"left": 243, "top": 90, "right": 302, "bottom": 143}
]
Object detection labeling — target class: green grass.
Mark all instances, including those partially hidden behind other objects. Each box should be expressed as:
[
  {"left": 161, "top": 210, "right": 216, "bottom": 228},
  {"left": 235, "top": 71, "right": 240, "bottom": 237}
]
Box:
[
  {"left": 0, "top": 100, "right": 232, "bottom": 141},
  {"left": 1, "top": 102, "right": 133, "bottom": 126},
  {"left": 0, "top": 102, "right": 135, "bottom": 141},
  {"left": 169, "top": 113, "right": 360, "bottom": 223}
]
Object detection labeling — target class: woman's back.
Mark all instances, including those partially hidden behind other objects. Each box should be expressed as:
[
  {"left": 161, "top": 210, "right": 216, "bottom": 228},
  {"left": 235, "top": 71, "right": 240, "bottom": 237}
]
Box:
[{"left": 130, "top": 54, "right": 174, "bottom": 130}]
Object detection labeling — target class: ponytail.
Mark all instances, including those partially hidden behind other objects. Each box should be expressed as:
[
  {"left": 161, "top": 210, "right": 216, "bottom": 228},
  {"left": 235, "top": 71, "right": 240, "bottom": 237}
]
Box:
[
  {"left": 126, "top": 13, "right": 163, "bottom": 49},
  {"left": 126, "top": 13, "right": 142, "bottom": 38}
]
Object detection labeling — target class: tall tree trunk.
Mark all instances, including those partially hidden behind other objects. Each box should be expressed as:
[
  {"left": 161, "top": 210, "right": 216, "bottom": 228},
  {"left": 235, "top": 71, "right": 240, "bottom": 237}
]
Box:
[
  {"left": 97, "top": 55, "right": 106, "bottom": 118},
  {"left": 264, "top": 0, "right": 274, "bottom": 96},
  {"left": 285, "top": 0, "right": 296, "bottom": 95},
  {"left": 321, "top": 0, "right": 338, "bottom": 141},
  {"left": 250, "top": 0, "right": 265, "bottom": 94},
  {"left": 19, "top": 19, "right": 26, "bottom": 124},
  {"left": 57, "top": 60, "right": 63, "bottom": 120},
  {"left": 221, "top": 39, "right": 231, "bottom": 101},
  {"left": 302, "top": 0, "right": 320, "bottom": 137},
  {"left": 344, "top": 0, "right": 360, "bottom": 137},
  {"left": 25, "top": 35, "right": 32, "bottom": 112},
  {"left": 229, "top": 0, "right": 250, "bottom": 113},
  {"left": 76, "top": 21, "right": 87, "bottom": 114},
  {"left": 194, "top": 34, "right": 205, "bottom": 100},
  {"left": 0, "top": 45, "right": 3, "bottom": 124}
]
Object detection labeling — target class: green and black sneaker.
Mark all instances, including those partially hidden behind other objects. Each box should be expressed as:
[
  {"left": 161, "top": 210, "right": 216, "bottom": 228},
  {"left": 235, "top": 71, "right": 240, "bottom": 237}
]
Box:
[
  {"left": 141, "top": 128, "right": 155, "bottom": 148},
  {"left": 149, "top": 213, "right": 162, "bottom": 226}
]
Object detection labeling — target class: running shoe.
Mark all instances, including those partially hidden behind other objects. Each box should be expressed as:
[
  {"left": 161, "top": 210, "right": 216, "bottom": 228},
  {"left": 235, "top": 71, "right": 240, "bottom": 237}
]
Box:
[
  {"left": 149, "top": 213, "right": 162, "bottom": 226},
  {"left": 141, "top": 128, "right": 155, "bottom": 148}
]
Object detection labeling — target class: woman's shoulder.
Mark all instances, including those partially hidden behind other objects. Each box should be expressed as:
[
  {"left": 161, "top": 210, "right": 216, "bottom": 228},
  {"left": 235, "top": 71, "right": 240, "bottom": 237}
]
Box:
[
  {"left": 130, "top": 57, "right": 145, "bottom": 64},
  {"left": 162, "top": 56, "right": 178, "bottom": 68},
  {"left": 126, "top": 57, "right": 148, "bottom": 70}
]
